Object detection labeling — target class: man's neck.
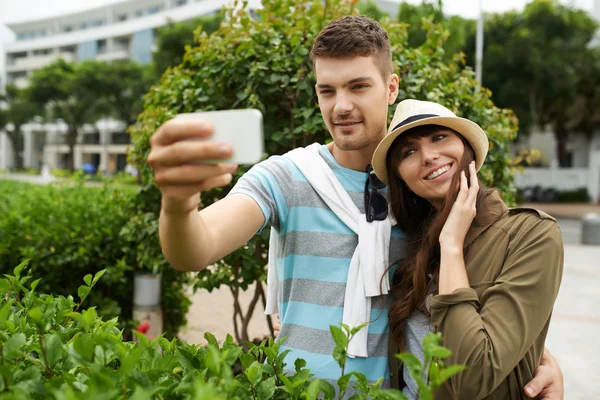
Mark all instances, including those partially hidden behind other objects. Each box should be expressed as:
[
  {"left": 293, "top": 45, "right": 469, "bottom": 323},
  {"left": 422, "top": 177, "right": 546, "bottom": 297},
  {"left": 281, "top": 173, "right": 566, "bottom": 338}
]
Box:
[{"left": 327, "top": 140, "right": 382, "bottom": 172}]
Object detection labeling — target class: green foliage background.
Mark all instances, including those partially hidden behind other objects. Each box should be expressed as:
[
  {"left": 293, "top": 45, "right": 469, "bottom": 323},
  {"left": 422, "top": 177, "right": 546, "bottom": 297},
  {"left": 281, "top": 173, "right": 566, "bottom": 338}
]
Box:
[
  {"left": 128, "top": 0, "right": 518, "bottom": 310},
  {"left": 0, "top": 180, "right": 190, "bottom": 339}
]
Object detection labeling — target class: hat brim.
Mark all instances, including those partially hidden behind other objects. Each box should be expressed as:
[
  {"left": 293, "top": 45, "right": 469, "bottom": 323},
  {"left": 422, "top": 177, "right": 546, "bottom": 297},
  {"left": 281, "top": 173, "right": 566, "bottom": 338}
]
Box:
[{"left": 372, "top": 116, "right": 489, "bottom": 185}]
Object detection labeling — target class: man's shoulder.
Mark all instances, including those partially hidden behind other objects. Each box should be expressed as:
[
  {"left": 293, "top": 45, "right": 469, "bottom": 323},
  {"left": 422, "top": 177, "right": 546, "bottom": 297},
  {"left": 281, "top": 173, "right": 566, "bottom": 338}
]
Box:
[{"left": 252, "top": 144, "right": 331, "bottom": 174}]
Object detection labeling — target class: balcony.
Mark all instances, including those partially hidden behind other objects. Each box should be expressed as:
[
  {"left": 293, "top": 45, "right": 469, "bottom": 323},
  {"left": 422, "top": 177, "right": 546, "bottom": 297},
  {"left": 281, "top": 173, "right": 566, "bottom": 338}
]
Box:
[
  {"left": 6, "top": 52, "right": 76, "bottom": 72},
  {"left": 96, "top": 49, "right": 130, "bottom": 62}
]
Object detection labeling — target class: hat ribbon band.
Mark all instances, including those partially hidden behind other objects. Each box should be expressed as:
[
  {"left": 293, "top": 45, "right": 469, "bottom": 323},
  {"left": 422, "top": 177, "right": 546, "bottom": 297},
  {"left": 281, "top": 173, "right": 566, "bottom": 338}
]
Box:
[{"left": 391, "top": 113, "right": 439, "bottom": 132}]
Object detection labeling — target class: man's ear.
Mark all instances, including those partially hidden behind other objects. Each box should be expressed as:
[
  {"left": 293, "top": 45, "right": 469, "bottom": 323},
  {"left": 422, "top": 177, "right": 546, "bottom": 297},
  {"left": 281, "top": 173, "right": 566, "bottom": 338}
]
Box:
[{"left": 388, "top": 73, "right": 400, "bottom": 105}]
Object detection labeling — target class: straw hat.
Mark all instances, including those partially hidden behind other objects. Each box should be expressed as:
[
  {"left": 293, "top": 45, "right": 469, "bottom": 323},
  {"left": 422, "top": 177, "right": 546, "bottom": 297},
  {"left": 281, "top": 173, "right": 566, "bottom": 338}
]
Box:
[{"left": 372, "top": 99, "right": 489, "bottom": 185}]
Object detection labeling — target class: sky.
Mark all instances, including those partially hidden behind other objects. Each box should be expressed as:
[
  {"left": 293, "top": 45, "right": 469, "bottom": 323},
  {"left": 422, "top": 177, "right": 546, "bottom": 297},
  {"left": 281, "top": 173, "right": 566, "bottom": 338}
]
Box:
[{"left": 0, "top": 0, "right": 596, "bottom": 64}]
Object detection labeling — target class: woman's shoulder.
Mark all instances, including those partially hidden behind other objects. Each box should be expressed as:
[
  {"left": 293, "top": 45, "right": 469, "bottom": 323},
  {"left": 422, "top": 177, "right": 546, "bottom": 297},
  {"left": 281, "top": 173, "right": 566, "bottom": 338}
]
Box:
[{"left": 494, "top": 206, "right": 562, "bottom": 243}]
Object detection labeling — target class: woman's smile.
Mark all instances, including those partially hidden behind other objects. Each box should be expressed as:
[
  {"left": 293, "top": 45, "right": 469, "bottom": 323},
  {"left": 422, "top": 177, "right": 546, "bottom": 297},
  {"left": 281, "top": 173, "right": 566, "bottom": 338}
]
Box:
[{"left": 424, "top": 163, "right": 453, "bottom": 181}]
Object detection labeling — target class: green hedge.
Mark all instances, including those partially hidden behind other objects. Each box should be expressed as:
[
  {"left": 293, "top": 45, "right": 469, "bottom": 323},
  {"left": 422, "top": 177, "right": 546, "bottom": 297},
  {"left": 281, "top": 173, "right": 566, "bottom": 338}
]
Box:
[
  {"left": 557, "top": 187, "right": 590, "bottom": 203},
  {"left": 0, "top": 263, "right": 463, "bottom": 399},
  {"left": 0, "top": 180, "right": 190, "bottom": 338}
]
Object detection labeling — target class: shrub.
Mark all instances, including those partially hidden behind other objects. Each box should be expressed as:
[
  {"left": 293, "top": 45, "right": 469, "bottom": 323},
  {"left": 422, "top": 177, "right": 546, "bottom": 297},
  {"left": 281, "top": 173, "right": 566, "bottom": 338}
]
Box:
[
  {"left": 0, "top": 180, "right": 190, "bottom": 338},
  {"left": 556, "top": 187, "right": 590, "bottom": 203},
  {"left": 0, "top": 262, "right": 464, "bottom": 399}
]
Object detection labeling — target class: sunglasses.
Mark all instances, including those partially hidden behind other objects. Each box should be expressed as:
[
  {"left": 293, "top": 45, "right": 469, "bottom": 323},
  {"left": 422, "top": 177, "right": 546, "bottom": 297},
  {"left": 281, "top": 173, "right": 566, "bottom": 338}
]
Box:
[{"left": 364, "top": 164, "right": 388, "bottom": 222}]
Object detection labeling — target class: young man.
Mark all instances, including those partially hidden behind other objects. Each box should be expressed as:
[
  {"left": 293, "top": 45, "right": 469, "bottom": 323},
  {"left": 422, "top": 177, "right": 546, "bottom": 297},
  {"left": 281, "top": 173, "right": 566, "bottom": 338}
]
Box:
[{"left": 147, "top": 15, "right": 563, "bottom": 398}]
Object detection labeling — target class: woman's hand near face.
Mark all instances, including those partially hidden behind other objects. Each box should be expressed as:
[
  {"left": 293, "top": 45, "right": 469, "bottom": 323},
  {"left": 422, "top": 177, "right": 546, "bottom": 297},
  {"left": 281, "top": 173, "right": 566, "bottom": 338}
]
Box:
[{"left": 439, "top": 161, "right": 479, "bottom": 251}]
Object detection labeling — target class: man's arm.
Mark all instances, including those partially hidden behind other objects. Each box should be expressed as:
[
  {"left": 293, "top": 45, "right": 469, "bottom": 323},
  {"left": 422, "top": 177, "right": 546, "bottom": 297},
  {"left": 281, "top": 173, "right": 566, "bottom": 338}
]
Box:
[
  {"left": 524, "top": 347, "right": 564, "bottom": 400},
  {"left": 148, "top": 118, "right": 265, "bottom": 272},
  {"left": 159, "top": 194, "right": 264, "bottom": 271}
]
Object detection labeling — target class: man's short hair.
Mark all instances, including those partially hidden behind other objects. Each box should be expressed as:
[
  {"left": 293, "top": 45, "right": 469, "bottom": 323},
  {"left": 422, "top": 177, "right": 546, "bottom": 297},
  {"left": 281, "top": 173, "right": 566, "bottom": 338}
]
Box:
[{"left": 310, "top": 16, "right": 393, "bottom": 80}]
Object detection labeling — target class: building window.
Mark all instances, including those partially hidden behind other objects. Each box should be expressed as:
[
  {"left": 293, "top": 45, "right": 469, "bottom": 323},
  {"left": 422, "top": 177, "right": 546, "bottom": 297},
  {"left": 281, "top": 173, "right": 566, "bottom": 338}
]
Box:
[
  {"left": 33, "top": 49, "right": 51, "bottom": 56},
  {"left": 17, "top": 32, "right": 34, "bottom": 40},
  {"left": 80, "top": 22, "right": 88, "bottom": 30},
  {"left": 175, "top": 0, "right": 188, "bottom": 6},
  {"left": 97, "top": 39, "right": 107, "bottom": 53},
  {"left": 118, "top": 14, "right": 128, "bottom": 22},
  {"left": 135, "top": 9, "right": 144, "bottom": 17},
  {"left": 64, "top": 25, "right": 73, "bottom": 32},
  {"left": 147, "top": 6, "right": 161, "bottom": 15},
  {"left": 111, "top": 133, "right": 131, "bottom": 144}
]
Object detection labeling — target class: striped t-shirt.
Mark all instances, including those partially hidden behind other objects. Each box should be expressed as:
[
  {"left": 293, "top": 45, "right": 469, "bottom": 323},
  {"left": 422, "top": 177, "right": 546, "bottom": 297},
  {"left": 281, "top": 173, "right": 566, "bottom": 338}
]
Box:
[{"left": 229, "top": 144, "right": 406, "bottom": 388}]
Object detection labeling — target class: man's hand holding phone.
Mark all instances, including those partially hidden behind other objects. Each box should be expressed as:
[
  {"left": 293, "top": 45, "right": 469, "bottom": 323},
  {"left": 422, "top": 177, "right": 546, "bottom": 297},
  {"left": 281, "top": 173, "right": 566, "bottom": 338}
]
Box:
[{"left": 147, "top": 109, "right": 263, "bottom": 215}]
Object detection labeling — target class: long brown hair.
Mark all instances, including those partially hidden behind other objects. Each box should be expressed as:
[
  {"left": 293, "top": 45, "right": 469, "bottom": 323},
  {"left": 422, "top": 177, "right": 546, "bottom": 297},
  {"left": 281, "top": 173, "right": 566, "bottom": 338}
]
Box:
[{"left": 385, "top": 124, "right": 496, "bottom": 350}]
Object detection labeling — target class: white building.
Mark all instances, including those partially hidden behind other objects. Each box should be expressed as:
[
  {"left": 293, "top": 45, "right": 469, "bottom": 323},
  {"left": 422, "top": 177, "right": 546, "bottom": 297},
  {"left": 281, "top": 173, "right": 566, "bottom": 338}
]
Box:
[{"left": 0, "top": 0, "right": 261, "bottom": 173}]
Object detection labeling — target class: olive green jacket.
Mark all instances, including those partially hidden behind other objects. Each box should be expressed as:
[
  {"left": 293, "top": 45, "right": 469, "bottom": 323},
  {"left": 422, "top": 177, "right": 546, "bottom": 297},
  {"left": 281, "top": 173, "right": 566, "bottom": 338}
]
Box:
[{"left": 390, "top": 194, "right": 564, "bottom": 400}]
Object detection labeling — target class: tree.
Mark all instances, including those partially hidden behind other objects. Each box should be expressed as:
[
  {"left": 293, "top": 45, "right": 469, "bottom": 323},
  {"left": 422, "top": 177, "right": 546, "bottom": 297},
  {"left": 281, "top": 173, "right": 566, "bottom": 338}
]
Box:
[
  {"left": 27, "top": 59, "right": 104, "bottom": 171},
  {"left": 463, "top": 0, "right": 599, "bottom": 166},
  {"left": 152, "top": 12, "right": 224, "bottom": 76},
  {"left": 572, "top": 48, "right": 600, "bottom": 137},
  {"left": 357, "top": 0, "right": 388, "bottom": 21},
  {"left": 397, "top": 0, "right": 474, "bottom": 59},
  {"left": 78, "top": 60, "right": 156, "bottom": 127},
  {"left": 0, "top": 84, "right": 39, "bottom": 170},
  {"left": 128, "top": 0, "right": 518, "bottom": 343}
]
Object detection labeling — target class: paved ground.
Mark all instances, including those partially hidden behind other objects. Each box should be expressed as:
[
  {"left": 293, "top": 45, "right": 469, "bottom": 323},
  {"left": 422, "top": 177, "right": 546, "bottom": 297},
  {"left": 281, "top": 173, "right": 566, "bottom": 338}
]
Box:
[{"left": 546, "top": 241, "right": 600, "bottom": 400}]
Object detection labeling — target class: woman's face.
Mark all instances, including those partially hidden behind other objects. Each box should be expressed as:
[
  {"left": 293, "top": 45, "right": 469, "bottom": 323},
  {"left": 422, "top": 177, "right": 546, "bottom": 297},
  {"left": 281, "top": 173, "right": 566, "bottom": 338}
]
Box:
[{"left": 395, "top": 129, "right": 465, "bottom": 207}]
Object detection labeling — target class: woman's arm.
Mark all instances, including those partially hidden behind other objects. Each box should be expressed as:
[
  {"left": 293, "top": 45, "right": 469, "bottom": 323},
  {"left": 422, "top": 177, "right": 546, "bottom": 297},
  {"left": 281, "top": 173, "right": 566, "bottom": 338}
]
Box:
[{"left": 431, "top": 218, "right": 564, "bottom": 399}]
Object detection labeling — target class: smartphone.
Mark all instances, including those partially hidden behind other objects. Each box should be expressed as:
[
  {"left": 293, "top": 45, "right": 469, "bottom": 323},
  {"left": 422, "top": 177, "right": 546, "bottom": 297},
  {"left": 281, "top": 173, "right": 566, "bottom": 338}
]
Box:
[{"left": 174, "top": 109, "right": 264, "bottom": 164}]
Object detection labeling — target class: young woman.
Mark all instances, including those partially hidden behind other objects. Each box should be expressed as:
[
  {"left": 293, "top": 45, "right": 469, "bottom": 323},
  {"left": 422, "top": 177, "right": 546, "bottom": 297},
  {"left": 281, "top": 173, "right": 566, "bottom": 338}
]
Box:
[{"left": 371, "top": 99, "right": 564, "bottom": 399}]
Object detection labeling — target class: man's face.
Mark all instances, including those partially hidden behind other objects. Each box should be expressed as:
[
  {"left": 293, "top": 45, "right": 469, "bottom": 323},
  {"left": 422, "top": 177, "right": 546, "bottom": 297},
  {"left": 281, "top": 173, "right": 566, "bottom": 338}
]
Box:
[{"left": 314, "top": 55, "right": 398, "bottom": 152}]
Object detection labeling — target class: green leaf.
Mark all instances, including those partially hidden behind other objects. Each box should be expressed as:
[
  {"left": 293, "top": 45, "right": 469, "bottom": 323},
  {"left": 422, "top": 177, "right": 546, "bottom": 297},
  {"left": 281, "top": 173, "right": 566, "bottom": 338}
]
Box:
[
  {"left": 305, "top": 378, "right": 336, "bottom": 400},
  {"left": 439, "top": 364, "right": 468, "bottom": 383},
  {"left": 28, "top": 306, "right": 44, "bottom": 326},
  {"left": 377, "top": 389, "right": 410, "bottom": 400},
  {"left": 82, "top": 307, "right": 98, "bottom": 328},
  {"left": 350, "top": 323, "right": 368, "bottom": 337},
  {"left": 428, "top": 345, "right": 452, "bottom": 359},
  {"left": 77, "top": 285, "right": 91, "bottom": 302},
  {"left": 417, "top": 377, "right": 433, "bottom": 400},
  {"left": 204, "top": 332, "right": 218, "bottom": 347},
  {"left": 3, "top": 333, "right": 26, "bottom": 359},
  {"left": 337, "top": 373, "right": 352, "bottom": 394},
  {"left": 129, "top": 386, "right": 153, "bottom": 400},
  {"left": 92, "top": 269, "right": 106, "bottom": 286},
  {"left": 428, "top": 361, "right": 441, "bottom": 386},
  {"left": 279, "top": 373, "right": 294, "bottom": 394},
  {"left": 329, "top": 325, "right": 348, "bottom": 349},
  {"left": 13, "top": 260, "right": 28, "bottom": 278},
  {"left": 294, "top": 357, "right": 306, "bottom": 372},
  {"left": 30, "top": 278, "right": 41, "bottom": 292},
  {"left": 396, "top": 353, "right": 422, "bottom": 376},
  {"left": 245, "top": 361, "right": 262, "bottom": 386},
  {"left": 45, "top": 334, "right": 63, "bottom": 368},
  {"left": 73, "top": 334, "right": 95, "bottom": 362},
  {"left": 83, "top": 274, "right": 92, "bottom": 286},
  {"left": 256, "top": 376, "right": 276, "bottom": 399},
  {"left": 0, "top": 299, "right": 13, "bottom": 328}
]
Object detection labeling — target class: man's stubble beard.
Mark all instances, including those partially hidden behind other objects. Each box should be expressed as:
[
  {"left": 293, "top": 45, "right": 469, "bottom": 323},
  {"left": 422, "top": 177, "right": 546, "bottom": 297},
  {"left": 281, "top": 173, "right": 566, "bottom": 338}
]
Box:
[{"left": 333, "top": 121, "right": 386, "bottom": 152}]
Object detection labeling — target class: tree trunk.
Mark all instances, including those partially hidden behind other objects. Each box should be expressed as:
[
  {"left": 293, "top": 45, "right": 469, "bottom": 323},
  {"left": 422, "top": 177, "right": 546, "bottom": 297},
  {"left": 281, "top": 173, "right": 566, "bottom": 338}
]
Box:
[
  {"left": 6, "top": 128, "right": 24, "bottom": 170},
  {"left": 66, "top": 128, "right": 78, "bottom": 171},
  {"left": 554, "top": 126, "right": 569, "bottom": 168}
]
